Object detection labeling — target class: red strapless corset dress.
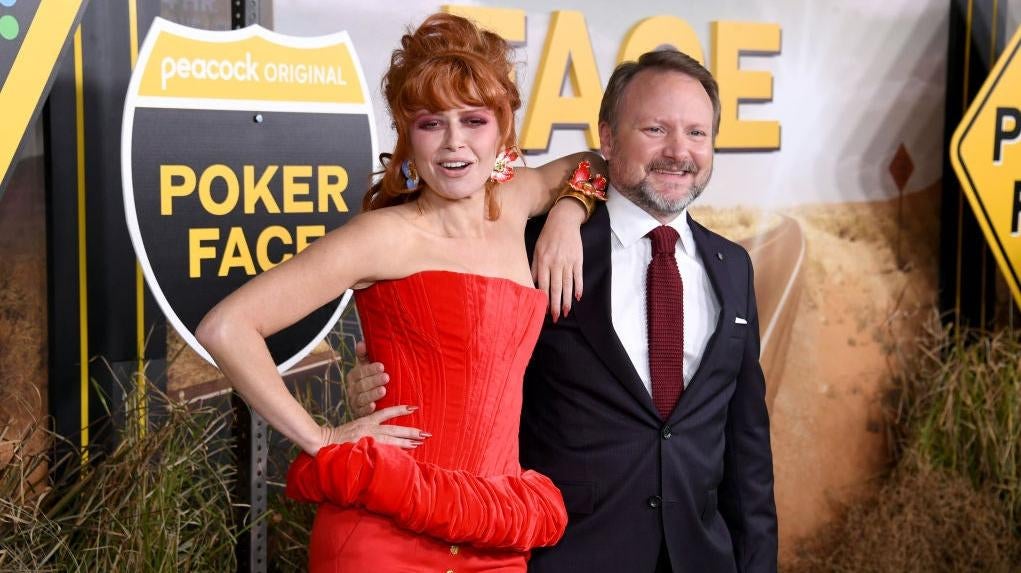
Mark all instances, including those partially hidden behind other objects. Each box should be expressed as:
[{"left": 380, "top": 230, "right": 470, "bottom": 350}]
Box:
[{"left": 285, "top": 270, "right": 567, "bottom": 572}]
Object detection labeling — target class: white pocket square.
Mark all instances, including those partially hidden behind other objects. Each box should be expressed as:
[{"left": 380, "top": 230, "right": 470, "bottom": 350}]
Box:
[{"left": 735, "top": 316, "right": 748, "bottom": 325}]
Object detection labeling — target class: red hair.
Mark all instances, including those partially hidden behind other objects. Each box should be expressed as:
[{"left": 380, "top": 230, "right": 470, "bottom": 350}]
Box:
[{"left": 363, "top": 13, "right": 521, "bottom": 219}]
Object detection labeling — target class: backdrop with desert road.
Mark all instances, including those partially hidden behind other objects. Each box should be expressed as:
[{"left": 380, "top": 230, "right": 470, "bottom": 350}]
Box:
[{"left": 5, "top": 0, "right": 1020, "bottom": 570}]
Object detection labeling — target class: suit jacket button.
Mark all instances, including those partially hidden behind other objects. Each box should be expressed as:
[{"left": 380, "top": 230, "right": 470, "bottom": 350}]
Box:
[
  {"left": 661, "top": 426, "right": 672, "bottom": 439},
  {"left": 647, "top": 495, "right": 662, "bottom": 509}
]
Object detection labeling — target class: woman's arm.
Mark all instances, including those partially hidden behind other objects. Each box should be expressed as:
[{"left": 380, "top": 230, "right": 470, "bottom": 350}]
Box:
[
  {"left": 504, "top": 151, "right": 606, "bottom": 218},
  {"left": 502, "top": 152, "right": 607, "bottom": 319},
  {"left": 287, "top": 438, "right": 567, "bottom": 551},
  {"left": 196, "top": 211, "right": 425, "bottom": 455}
]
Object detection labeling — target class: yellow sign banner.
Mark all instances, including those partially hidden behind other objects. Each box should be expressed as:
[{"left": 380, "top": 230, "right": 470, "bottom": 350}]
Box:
[
  {"left": 951, "top": 25, "right": 1021, "bottom": 306},
  {"left": 136, "top": 20, "right": 365, "bottom": 105}
]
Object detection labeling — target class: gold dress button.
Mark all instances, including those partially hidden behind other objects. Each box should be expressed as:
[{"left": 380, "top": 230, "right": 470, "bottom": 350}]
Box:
[{"left": 449, "top": 545, "right": 459, "bottom": 556}]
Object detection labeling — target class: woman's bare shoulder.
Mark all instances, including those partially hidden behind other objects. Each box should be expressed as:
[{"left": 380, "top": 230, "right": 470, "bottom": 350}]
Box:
[
  {"left": 317, "top": 206, "right": 421, "bottom": 283},
  {"left": 493, "top": 166, "right": 544, "bottom": 220},
  {"left": 325, "top": 206, "right": 408, "bottom": 242}
]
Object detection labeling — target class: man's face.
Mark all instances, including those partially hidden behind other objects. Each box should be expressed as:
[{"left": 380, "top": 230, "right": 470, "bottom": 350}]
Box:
[{"left": 599, "top": 69, "right": 715, "bottom": 221}]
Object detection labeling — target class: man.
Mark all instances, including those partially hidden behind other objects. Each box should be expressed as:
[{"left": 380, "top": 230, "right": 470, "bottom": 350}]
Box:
[{"left": 348, "top": 50, "right": 777, "bottom": 572}]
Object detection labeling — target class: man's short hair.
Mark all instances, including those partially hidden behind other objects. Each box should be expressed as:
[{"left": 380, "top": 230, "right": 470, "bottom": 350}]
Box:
[{"left": 598, "top": 49, "right": 721, "bottom": 136}]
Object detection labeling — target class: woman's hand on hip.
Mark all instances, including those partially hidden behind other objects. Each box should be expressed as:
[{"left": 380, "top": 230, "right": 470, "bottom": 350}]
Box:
[{"left": 318, "top": 405, "right": 428, "bottom": 453}]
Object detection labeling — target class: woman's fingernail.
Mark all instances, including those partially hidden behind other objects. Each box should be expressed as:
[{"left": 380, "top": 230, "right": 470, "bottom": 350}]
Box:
[
  {"left": 576, "top": 291, "right": 582, "bottom": 301},
  {"left": 420, "top": 432, "right": 432, "bottom": 438},
  {"left": 407, "top": 406, "right": 419, "bottom": 412},
  {"left": 563, "top": 305, "right": 569, "bottom": 318}
]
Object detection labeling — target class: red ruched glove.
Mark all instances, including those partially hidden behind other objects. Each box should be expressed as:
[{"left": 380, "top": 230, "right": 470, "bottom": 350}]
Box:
[{"left": 285, "top": 437, "right": 567, "bottom": 552}]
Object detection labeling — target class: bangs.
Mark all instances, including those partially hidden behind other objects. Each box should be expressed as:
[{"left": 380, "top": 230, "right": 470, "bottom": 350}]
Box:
[{"left": 396, "top": 56, "right": 508, "bottom": 120}]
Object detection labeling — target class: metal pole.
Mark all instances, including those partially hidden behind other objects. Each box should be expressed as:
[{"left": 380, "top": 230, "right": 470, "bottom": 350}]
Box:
[
  {"left": 232, "top": 0, "right": 259, "bottom": 29},
  {"left": 232, "top": 394, "right": 268, "bottom": 573}
]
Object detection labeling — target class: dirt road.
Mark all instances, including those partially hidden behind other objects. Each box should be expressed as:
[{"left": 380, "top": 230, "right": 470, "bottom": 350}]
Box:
[{"left": 739, "top": 216, "right": 806, "bottom": 409}]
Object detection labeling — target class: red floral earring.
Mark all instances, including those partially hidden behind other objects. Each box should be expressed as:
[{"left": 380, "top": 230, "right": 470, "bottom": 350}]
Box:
[{"left": 490, "top": 147, "right": 519, "bottom": 183}]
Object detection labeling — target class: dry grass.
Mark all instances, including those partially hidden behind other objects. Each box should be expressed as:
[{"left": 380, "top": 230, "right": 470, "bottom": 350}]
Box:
[
  {"left": 889, "top": 318, "right": 1021, "bottom": 522},
  {"left": 788, "top": 315, "right": 1021, "bottom": 572},
  {"left": 787, "top": 458, "right": 1016, "bottom": 573},
  {"left": 0, "top": 384, "right": 241, "bottom": 571},
  {"left": 0, "top": 344, "right": 356, "bottom": 570}
]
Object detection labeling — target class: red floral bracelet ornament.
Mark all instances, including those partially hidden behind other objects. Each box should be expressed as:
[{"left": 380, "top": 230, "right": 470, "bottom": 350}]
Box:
[
  {"left": 554, "top": 159, "right": 607, "bottom": 220},
  {"left": 567, "top": 160, "right": 608, "bottom": 200}
]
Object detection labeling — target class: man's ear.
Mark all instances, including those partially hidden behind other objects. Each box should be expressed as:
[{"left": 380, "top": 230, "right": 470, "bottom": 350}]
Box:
[{"left": 598, "top": 122, "right": 613, "bottom": 160}]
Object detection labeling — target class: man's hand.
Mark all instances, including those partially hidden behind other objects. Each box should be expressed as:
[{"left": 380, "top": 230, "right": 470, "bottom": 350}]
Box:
[
  {"left": 531, "top": 198, "right": 587, "bottom": 322},
  {"left": 345, "top": 341, "right": 389, "bottom": 418}
]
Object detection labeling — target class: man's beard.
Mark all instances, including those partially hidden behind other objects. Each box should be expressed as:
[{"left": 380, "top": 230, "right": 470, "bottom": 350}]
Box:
[{"left": 615, "top": 158, "right": 711, "bottom": 217}]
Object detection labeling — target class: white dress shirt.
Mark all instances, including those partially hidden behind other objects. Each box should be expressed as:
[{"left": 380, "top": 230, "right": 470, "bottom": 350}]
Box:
[{"left": 607, "top": 187, "right": 720, "bottom": 391}]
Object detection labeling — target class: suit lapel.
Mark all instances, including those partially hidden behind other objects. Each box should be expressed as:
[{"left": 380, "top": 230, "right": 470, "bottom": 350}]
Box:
[{"left": 574, "top": 203, "right": 660, "bottom": 421}]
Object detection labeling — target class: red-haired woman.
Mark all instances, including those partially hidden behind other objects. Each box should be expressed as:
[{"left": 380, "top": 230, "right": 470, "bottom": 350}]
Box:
[{"left": 197, "top": 13, "right": 606, "bottom": 572}]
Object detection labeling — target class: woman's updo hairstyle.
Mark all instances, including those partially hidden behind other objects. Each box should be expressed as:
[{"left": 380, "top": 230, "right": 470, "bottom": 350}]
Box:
[{"left": 363, "top": 13, "right": 521, "bottom": 219}]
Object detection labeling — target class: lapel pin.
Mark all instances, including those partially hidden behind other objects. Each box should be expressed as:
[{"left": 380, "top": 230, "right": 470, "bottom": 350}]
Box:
[{"left": 716, "top": 252, "right": 724, "bottom": 261}]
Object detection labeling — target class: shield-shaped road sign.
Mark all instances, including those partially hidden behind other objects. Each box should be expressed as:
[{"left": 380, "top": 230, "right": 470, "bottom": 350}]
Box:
[{"left": 122, "top": 18, "right": 376, "bottom": 371}]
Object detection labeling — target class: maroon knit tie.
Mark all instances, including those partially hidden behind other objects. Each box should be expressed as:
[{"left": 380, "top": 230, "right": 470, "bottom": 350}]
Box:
[{"left": 647, "top": 226, "right": 683, "bottom": 419}]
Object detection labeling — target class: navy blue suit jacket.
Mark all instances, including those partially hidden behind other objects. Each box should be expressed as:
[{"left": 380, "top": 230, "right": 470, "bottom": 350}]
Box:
[{"left": 522, "top": 202, "right": 777, "bottom": 573}]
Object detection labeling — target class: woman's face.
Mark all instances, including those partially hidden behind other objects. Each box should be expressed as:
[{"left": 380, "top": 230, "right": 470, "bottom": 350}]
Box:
[{"left": 408, "top": 106, "right": 501, "bottom": 201}]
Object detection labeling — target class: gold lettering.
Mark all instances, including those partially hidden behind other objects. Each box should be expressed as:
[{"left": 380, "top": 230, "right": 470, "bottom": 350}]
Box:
[
  {"left": 520, "top": 11, "right": 602, "bottom": 151},
  {"left": 218, "top": 226, "right": 257, "bottom": 276},
  {"left": 255, "top": 225, "right": 293, "bottom": 270},
  {"left": 198, "top": 164, "right": 240, "bottom": 216},
  {"left": 283, "top": 165, "right": 314, "bottom": 213},
  {"left": 188, "top": 227, "right": 219, "bottom": 278},
  {"left": 317, "top": 165, "right": 349, "bottom": 212},
  {"left": 710, "top": 21, "right": 781, "bottom": 150},
  {"left": 160, "top": 165, "right": 196, "bottom": 215},
  {"left": 296, "top": 225, "right": 326, "bottom": 253},
  {"left": 244, "top": 165, "right": 281, "bottom": 214},
  {"left": 617, "top": 16, "right": 705, "bottom": 65}
]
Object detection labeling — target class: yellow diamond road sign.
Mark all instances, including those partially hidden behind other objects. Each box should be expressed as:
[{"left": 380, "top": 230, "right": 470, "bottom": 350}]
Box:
[{"left": 952, "top": 25, "right": 1021, "bottom": 307}]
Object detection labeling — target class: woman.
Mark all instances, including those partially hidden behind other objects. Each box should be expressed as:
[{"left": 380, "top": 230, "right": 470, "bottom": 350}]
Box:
[{"left": 196, "top": 13, "right": 606, "bottom": 572}]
